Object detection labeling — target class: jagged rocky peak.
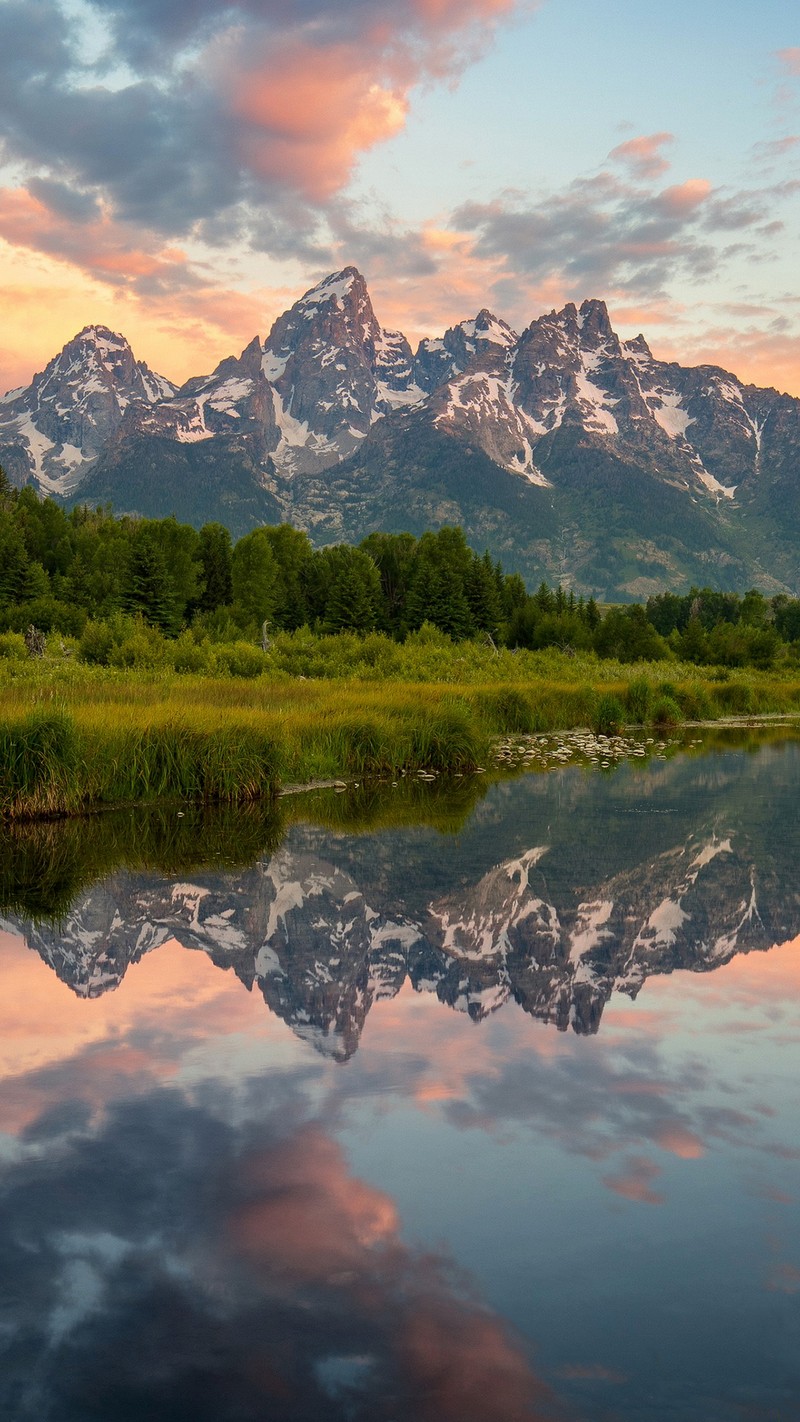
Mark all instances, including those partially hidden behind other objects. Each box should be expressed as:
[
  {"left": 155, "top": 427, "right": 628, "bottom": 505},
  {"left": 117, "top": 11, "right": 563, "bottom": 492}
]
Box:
[
  {"left": 457, "top": 308, "right": 518, "bottom": 355},
  {"left": 262, "top": 266, "right": 379, "bottom": 381},
  {"left": 130, "top": 331, "right": 279, "bottom": 449},
  {"left": 0, "top": 322, "right": 177, "bottom": 494},
  {"left": 416, "top": 307, "right": 517, "bottom": 390},
  {"left": 576, "top": 297, "right": 618, "bottom": 348},
  {"left": 517, "top": 297, "right": 621, "bottom": 365},
  {"left": 508, "top": 297, "right": 658, "bottom": 445},
  {"left": 256, "top": 267, "right": 425, "bottom": 475},
  {"left": 33, "top": 324, "right": 176, "bottom": 409},
  {"left": 622, "top": 332, "right": 654, "bottom": 364}
]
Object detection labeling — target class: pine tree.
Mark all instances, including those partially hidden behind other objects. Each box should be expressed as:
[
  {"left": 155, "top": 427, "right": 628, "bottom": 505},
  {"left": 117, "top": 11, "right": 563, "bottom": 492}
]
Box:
[
  {"left": 315, "top": 546, "right": 381, "bottom": 632},
  {"left": 323, "top": 563, "right": 376, "bottom": 632},
  {"left": 198, "top": 523, "right": 233, "bottom": 612},
  {"left": 263, "top": 524, "right": 312, "bottom": 629},
  {"left": 535, "top": 581, "right": 554, "bottom": 613},
  {"left": 465, "top": 554, "right": 501, "bottom": 637},
  {"left": 0, "top": 514, "right": 30, "bottom": 606},
  {"left": 123, "top": 533, "right": 180, "bottom": 634},
  {"left": 405, "top": 558, "right": 437, "bottom": 631},
  {"left": 231, "top": 528, "right": 278, "bottom": 630},
  {"left": 428, "top": 564, "right": 474, "bottom": 639},
  {"left": 0, "top": 464, "right": 15, "bottom": 511}
]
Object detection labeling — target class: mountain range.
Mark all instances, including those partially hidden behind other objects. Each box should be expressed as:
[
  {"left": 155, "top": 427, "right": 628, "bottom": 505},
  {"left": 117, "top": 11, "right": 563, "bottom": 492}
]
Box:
[{"left": 2, "top": 267, "right": 800, "bottom": 598}]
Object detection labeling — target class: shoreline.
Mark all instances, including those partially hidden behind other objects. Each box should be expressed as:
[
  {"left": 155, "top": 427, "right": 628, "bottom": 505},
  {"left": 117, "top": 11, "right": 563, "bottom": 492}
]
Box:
[{"left": 3, "top": 716, "right": 794, "bottom": 826}]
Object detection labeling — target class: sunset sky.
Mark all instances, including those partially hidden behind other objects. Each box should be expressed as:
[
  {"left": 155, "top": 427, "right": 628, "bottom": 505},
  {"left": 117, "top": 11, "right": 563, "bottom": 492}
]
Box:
[{"left": 1, "top": 0, "right": 799, "bottom": 394}]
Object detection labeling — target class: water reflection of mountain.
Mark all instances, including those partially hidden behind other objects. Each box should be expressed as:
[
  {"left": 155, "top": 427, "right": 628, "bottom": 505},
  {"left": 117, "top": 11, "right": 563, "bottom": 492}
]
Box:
[{"left": 4, "top": 742, "right": 800, "bottom": 1058}]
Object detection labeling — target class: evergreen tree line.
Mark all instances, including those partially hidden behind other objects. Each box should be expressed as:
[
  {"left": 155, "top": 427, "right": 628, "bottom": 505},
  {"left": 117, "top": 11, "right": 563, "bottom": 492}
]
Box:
[
  {"left": 0, "top": 471, "right": 524, "bottom": 643},
  {"left": 500, "top": 583, "right": 800, "bottom": 667},
  {"left": 2, "top": 468, "right": 800, "bottom": 669}
]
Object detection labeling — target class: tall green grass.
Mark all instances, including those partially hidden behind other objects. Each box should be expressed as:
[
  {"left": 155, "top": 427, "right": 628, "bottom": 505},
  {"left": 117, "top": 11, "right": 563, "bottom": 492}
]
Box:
[{"left": 2, "top": 651, "right": 800, "bottom": 820}]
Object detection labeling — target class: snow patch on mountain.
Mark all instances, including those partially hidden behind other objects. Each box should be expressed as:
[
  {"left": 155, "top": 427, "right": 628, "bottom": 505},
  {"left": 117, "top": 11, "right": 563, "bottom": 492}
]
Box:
[
  {"left": 298, "top": 271, "right": 358, "bottom": 308},
  {"left": 569, "top": 901, "right": 615, "bottom": 961},
  {"left": 574, "top": 366, "right": 619, "bottom": 435},
  {"left": 649, "top": 389, "right": 693, "bottom": 440}
]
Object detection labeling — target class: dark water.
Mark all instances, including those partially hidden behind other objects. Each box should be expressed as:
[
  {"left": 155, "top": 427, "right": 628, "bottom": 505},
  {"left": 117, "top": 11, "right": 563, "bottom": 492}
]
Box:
[{"left": 1, "top": 735, "right": 799, "bottom": 1420}]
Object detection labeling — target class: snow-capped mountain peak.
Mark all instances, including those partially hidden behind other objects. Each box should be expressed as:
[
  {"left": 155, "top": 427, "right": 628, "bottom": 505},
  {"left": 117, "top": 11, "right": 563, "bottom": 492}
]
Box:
[
  {"left": 2, "top": 268, "right": 800, "bottom": 598},
  {"left": 0, "top": 324, "right": 176, "bottom": 495}
]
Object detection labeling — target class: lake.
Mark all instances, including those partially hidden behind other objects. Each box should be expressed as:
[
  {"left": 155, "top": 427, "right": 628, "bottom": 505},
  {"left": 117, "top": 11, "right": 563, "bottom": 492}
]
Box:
[{"left": 1, "top": 731, "right": 799, "bottom": 1420}]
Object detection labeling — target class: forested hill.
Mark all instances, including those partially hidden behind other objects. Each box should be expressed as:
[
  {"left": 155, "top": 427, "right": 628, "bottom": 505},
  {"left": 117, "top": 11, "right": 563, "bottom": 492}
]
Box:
[{"left": 2, "top": 470, "right": 800, "bottom": 671}]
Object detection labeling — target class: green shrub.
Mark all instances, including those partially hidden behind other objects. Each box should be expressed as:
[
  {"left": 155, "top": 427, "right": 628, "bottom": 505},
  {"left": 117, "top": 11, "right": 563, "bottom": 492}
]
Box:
[
  {"left": 171, "top": 631, "right": 213, "bottom": 674},
  {"left": 0, "top": 631, "right": 27, "bottom": 661},
  {"left": 109, "top": 631, "right": 166, "bottom": 669},
  {"left": 213, "top": 642, "right": 268, "bottom": 678},
  {"left": 405, "top": 620, "right": 451, "bottom": 647},
  {"left": 1, "top": 597, "right": 86, "bottom": 637},
  {"left": 593, "top": 693, "right": 626, "bottom": 735},
  {"left": 626, "top": 676, "right": 652, "bottom": 723},
  {"left": 651, "top": 695, "right": 682, "bottom": 728},
  {"left": 79, "top": 620, "right": 115, "bottom": 665}
]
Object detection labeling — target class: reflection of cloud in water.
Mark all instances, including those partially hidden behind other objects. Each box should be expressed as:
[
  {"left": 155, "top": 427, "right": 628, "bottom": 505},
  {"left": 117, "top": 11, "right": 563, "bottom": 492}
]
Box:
[
  {"left": 1, "top": 929, "right": 797, "bottom": 1216},
  {"left": 602, "top": 1155, "right": 665, "bottom": 1206},
  {"left": 0, "top": 1086, "right": 560, "bottom": 1422}
]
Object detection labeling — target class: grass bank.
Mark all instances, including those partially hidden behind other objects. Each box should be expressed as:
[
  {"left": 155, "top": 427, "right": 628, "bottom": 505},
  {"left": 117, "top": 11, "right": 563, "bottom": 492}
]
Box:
[{"left": 2, "top": 650, "right": 800, "bottom": 821}]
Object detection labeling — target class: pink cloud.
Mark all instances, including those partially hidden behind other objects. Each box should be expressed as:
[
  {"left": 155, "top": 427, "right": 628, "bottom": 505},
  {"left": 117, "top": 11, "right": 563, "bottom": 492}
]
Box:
[
  {"left": 609, "top": 132, "right": 674, "bottom": 180},
  {"left": 655, "top": 1126, "right": 705, "bottom": 1160},
  {"left": 231, "top": 42, "right": 410, "bottom": 201},
  {"left": 229, "top": 1120, "right": 559, "bottom": 1420},
  {"left": 0, "top": 187, "right": 193, "bottom": 294},
  {"left": 219, "top": 0, "right": 519, "bottom": 202},
  {"left": 654, "top": 178, "right": 712, "bottom": 216},
  {"left": 232, "top": 1127, "right": 400, "bottom": 1279},
  {"left": 776, "top": 47, "right": 800, "bottom": 77}
]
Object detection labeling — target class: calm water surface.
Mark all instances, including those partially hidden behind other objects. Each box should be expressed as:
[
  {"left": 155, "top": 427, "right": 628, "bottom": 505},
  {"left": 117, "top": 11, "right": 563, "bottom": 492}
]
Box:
[{"left": 1, "top": 734, "right": 799, "bottom": 1420}]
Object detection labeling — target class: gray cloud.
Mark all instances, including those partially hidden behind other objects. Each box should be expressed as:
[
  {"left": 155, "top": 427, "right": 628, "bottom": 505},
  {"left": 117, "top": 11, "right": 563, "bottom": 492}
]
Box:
[
  {"left": 26, "top": 176, "right": 101, "bottom": 224},
  {"left": 0, "top": 0, "right": 517, "bottom": 261},
  {"left": 451, "top": 168, "right": 798, "bottom": 304}
]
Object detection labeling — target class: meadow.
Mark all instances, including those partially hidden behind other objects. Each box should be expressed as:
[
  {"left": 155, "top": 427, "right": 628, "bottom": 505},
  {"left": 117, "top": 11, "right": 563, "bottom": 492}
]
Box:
[{"left": 2, "top": 627, "right": 800, "bottom": 822}]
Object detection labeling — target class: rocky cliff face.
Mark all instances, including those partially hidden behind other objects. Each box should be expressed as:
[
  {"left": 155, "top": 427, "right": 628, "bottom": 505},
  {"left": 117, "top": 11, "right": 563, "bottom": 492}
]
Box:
[
  {"left": 260, "top": 267, "right": 425, "bottom": 475},
  {"left": 2, "top": 271, "right": 799, "bottom": 594}
]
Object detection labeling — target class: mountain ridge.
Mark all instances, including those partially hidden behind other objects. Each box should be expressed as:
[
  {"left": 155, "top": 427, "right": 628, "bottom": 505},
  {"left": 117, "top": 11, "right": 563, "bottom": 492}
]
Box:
[{"left": 2, "top": 268, "right": 799, "bottom": 598}]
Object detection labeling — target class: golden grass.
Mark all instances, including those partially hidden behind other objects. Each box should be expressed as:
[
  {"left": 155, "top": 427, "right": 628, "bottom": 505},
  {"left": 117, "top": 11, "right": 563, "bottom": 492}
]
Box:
[{"left": 2, "top": 655, "right": 800, "bottom": 820}]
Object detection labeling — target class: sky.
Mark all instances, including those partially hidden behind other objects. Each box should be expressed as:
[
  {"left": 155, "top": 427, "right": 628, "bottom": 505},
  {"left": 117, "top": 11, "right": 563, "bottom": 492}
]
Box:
[{"left": 0, "top": 0, "right": 798, "bottom": 394}]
